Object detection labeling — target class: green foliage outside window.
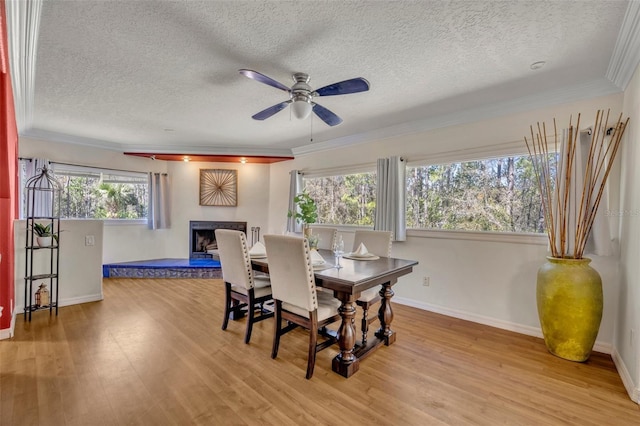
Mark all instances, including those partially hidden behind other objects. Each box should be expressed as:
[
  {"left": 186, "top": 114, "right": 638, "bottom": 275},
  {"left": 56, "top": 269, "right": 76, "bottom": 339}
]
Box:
[
  {"left": 305, "top": 155, "right": 549, "bottom": 234},
  {"left": 304, "top": 172, "right": 376, "bottom": 226},
  {"left": 55, "top": 171, "right": 147, "bottom": 219},
  {"left": 406, "top": 156, "right": 548, "bottom": 233}
]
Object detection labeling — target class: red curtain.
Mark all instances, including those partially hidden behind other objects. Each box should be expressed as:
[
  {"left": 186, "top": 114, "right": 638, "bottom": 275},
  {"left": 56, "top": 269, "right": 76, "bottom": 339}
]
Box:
[{"left": 0, "top": 0, "right": 19, "bottom": 331}]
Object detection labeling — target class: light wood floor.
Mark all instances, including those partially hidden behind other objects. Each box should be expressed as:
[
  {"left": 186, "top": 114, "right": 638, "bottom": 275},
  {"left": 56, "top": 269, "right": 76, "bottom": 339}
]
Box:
[{"left": 1, "top": 278, "right": 639, "bottom": 425}]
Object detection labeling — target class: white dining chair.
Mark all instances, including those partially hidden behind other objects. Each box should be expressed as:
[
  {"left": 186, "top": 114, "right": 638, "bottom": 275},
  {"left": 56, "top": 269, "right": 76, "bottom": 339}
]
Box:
[
  {"left": 309, "top": 227, "right": 337, "bottom": 250},
  {"left": 263, "top": 234, "right": 341, "bottom": 379},
  {"left": 353, "top": 230, "right": 393, "bottom": 344},
  {"left": 215, "top": 229, "right": 273, "bottom": 344}
]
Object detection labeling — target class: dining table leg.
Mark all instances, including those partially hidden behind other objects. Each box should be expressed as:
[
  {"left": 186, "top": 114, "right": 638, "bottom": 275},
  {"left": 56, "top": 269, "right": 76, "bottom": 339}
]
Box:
[
  {"left": 375, "top": 280, "right": 396, "bottom": 345},
  {"left": 332, "top": 293, "right": 359, "bottom": 378}
]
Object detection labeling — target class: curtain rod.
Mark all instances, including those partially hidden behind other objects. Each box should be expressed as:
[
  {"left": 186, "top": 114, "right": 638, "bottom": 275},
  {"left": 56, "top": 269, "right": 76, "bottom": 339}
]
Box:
[
  {"left": 582, "top": 126, "right": 615, "bottom": 136},
  {"left": 19, "top": 156, "right": 156, "bottom": 175},
  {"left": 297, "top": 156, "right": 405, "bottom": 176}
]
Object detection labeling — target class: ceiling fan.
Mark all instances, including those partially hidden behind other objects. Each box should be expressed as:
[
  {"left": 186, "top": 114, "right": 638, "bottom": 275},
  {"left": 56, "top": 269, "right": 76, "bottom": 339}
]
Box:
[{"left": 239, "top": 69, "right": 370, "bottom": 126}]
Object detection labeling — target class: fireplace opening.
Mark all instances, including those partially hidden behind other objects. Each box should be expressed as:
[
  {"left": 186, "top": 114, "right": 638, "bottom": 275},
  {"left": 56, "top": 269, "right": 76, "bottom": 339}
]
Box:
[{"left": 189, "top": 221, "right": 247, "bottom": 258}]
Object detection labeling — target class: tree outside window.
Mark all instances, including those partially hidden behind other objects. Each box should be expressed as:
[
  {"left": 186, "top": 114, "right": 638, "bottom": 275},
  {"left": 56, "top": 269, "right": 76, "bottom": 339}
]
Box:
[
  {"left": 303, "top": 155, "right": 548, "bottom": 233},
  {"left": 304, "top": 172, "right": 376, "bottom": 226},
  {"left": 19, "top": 160, "right": 148, "bottom": 220},
  {"left": 407, "top": 155, "right": 549, "bottom": 233}
]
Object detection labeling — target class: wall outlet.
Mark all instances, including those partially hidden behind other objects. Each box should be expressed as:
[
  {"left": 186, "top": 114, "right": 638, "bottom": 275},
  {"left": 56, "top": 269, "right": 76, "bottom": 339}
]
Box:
[
  {"left": 423, "top": 276, "right": 430, "bottom": 286},
  {"left": 85, "top": 235, "right": 95, "bottom": 246}
]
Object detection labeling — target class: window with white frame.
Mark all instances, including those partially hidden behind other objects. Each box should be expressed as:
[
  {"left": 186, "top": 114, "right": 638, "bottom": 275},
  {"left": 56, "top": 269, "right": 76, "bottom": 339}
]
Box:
[
  {"left": 407, "top": 155, "right": 548, "bottom": 233},
  {"left": 301, "top": 153, "right": 549, "bottom": 233},
  {"left": 19, "top": 160, "right": 149, "bottom": 220},
  {"left": 303, "top": 171, "right": 377, "bottom": 226}
]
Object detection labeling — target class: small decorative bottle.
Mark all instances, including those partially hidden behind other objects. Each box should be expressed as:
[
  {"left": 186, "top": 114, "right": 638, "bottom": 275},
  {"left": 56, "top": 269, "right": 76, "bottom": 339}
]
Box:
[{"left": 35, "top": 283, "right": 50, "bottom": 308}]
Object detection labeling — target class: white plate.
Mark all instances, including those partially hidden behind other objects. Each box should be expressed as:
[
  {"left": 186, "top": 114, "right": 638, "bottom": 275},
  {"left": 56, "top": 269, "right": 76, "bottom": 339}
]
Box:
[{"left": 343, "top": 254, "right": 380, "bottom": 261}]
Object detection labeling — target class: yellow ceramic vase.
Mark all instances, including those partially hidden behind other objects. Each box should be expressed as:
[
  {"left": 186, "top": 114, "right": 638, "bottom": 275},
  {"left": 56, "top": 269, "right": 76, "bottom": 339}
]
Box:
[{"left": 536, "top": 257, "right": 603, "bottom": 362}]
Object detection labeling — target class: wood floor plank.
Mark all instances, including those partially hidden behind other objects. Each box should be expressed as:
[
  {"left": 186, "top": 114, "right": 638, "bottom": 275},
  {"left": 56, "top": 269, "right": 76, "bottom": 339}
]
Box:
[{"left": 1, "top": 277, "right": 639, "bottom": 425}]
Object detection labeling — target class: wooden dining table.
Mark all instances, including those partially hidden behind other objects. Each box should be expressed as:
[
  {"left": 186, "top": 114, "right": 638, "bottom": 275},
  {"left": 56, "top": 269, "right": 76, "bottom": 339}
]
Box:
[{"left": 251, "top": 249, "right": 418, "bottom": 378}]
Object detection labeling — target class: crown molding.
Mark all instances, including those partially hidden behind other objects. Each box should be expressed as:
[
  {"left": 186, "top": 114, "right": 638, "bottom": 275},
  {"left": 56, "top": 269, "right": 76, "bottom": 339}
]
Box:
[
  {"left": 606, "top": 0, "right": 640, "bottom": 89},
  {"left": 21, "top": 127, "right": 294, "bottom": 158},
  {"left": 292, "top": 77, "right": 622, "bottom": 157},
  {"left": 22, "top": 127, "right": 124, "bottom": 150}
]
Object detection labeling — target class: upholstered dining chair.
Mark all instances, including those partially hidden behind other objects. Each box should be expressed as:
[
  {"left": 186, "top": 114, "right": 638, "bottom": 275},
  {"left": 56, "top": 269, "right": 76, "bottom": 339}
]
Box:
[
  {"left": 215, "top": 229, "right": 273, "bottom": 344},
  {"left": 309, "top": 227, "right": 337, "bottom": 250},
  {"left": 352, "top": 230, "right": 393, "bottom": 345},
  {"left": 263, "top": 234, "right": 341, "bottom": 379}
]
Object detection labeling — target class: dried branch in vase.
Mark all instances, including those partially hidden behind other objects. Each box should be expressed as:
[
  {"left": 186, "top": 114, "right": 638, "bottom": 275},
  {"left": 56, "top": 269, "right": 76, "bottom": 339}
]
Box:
[{"left": 524, "top": 109, "right": 629, "bottom": 259}]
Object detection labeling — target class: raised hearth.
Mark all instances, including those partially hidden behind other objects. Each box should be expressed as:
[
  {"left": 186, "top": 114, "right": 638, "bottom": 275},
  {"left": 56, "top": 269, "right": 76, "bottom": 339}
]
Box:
[
  {"left": 103, "top": 258, "right": 221, "bottom": 279},
  {"left": 189, "top": 220, "right": 247, "bottom": 258}
]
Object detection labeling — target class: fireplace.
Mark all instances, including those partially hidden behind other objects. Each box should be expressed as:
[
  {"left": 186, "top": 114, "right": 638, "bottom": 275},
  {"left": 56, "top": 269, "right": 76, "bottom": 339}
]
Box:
[{"left": 189, "top": 221, "right": 247, "bottom": 258}]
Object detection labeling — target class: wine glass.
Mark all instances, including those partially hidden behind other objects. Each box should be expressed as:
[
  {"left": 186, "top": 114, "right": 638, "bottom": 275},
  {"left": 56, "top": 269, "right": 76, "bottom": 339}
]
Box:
[{"left": 332, "top": 236, "right": 344, "bottom": 269}]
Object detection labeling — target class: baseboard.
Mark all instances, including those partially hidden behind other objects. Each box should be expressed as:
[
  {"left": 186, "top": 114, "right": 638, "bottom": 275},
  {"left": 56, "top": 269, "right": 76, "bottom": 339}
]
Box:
[
  {"left": 58, "top": 293, "right": 104, "bottom": 307},
  {"left": 611, "top": 348, "right": 640, "bottom": 404},
  {"left": 13, "top": 293, "right": 104, "bottom": 320},
  {"left": 392, "top": 296, "right": 612, "bottom": 355},
  {"left": 0, "top": 309, "right": 17, "bottom": 340},
  {"left": 0, "top": 328, "right": 11, "bottom": 339},
  {"left": 2, "top": 293, "right": 102, "bottom": 340}
]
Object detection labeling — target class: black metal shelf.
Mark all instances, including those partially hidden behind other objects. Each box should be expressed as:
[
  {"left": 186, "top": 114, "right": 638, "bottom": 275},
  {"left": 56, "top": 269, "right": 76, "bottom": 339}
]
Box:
[
  {"left": 24, "top": 166, "right": 61, "bottom": 321},
  {"left": 24, "top": 303, "right": 58, "bottom": 313},
  {"left": 26, "top": 273, "right": 58, "bottom": 281}
]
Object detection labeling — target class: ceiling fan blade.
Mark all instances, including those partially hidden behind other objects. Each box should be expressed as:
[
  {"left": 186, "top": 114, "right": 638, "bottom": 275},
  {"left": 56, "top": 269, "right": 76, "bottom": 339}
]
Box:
[
  {"left": 315, "top": 77, "right": 370, "bottom": 96},
  {"left": 239, "top": 69, "right": 291, "bottom": 92},
  {"left": 312, "top": 103, "right": 343, "bottom": 126},
  {"left": 252, "top": 101, "right": 292, "bottom": 120}
]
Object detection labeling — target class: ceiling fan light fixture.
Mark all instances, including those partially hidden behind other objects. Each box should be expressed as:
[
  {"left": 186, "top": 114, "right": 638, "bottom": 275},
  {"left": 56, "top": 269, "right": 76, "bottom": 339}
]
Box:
[
  {"left": 291, "top": 99, "right": 312, "bottom": 119},
  {"left": 240, "top": 69, "right": 369, "bottom": 126}
]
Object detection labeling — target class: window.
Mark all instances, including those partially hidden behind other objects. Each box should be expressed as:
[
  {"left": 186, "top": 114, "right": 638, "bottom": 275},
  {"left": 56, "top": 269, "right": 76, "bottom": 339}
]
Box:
[
  {"left": 304, "top": 172, "right": 376, "bottom": 226},
  {"left": 20, "top": 160, "right": 148, "bottom": 220},
  {"left": 407, "top": 155, "right": 547, "bottom": 233},
  {"left": 302, "top": 154, "right": 548, "bottom": 233}
]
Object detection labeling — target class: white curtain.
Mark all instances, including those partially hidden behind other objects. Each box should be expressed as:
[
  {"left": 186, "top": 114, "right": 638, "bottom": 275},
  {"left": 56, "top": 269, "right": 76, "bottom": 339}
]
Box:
[
  {"left": 6, "top": 0, "right": 43, "bottom": 133},
  {"left": 374, "top": 156, "right": 406, "bottom": 241},
  {"left": 25, "top": 158, "right": 52, "bottom": 217},
  {"left": 286, "top": 170, "right": 303, "bottom": 233},
  {"left": 554, "top": 129, "right": 613, "bottom": 256},
  {"left": 148, "top": 173, "right": 170, "bottom": 229}
]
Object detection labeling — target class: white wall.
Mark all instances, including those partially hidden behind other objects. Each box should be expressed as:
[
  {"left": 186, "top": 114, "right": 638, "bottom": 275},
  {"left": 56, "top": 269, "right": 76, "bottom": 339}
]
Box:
[
  {"left": 164, "top": 160, "right": 271, "bottom": 258},
  {"left": 618, "top": 62, "right": 640, "bottom": 402},
  {"left": 268, "top": 92, "right": 625, "bottom": 348},
  {"left": 14, "top": 219, "right": 104, "bottom": 312}
]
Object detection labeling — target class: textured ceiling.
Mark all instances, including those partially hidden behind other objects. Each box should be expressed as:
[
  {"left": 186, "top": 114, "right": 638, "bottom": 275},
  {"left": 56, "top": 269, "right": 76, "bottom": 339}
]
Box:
[{"left": 12, "top": 0, "right": 639, "bottom": 158}]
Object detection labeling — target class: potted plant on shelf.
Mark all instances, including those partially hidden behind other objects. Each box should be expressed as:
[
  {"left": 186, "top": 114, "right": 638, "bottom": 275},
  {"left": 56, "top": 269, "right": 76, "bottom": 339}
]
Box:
[
  {"left": 287, "top": 192, "right": 318, "bottom": 245},
  {"left": 525, "top": 109, "right": 629, "bottom": 362},
  {"left": 31, "top": 222, "right": 57, "bottom": 247}
]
